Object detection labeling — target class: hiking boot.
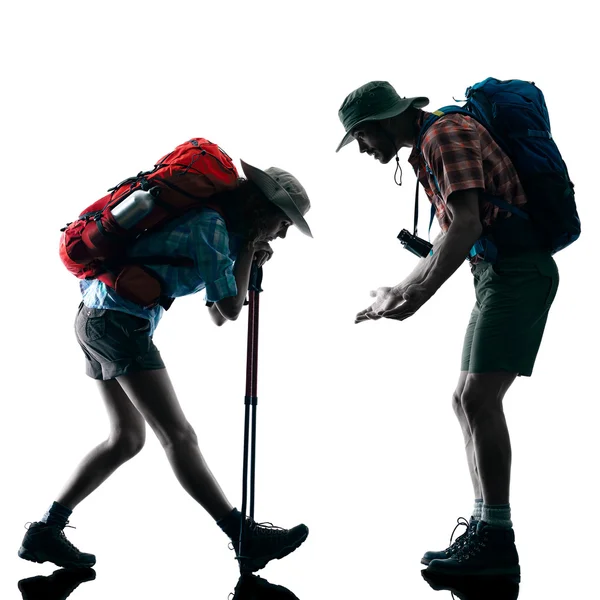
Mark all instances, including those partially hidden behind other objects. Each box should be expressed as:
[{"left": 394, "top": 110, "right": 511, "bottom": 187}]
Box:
[
  {"left": 426, "top": 520, "right": 520, "bottom": 578},
  {"left": 233, "top": 518, "right": 308, "bottom": 573},
  {"left": 230, "top": 572, "right": 300, "bottom": 599},
  {"left": 421, "top": 517, "right": 477, "bottom": 566},
  {"left": 18, "top": 567, "right": 96, "bottom": 600},
  {"left": 18, "top": 522, "right": 96, "bottom": 569}
]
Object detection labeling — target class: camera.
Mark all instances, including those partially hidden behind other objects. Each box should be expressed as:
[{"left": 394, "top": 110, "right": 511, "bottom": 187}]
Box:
[{"left": 397, "top": 229, "right": 433, "bottom": 258}]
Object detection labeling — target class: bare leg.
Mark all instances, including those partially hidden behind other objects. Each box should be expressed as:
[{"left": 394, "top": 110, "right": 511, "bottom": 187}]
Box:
[
  {"left": 56, "top": 379, "right": 146, "bottom": 510},
  {"left": 451, "top": 371, "right": 482, "bottom": 500},
  {"left": 116, "top": 368, "right": 233, "bottom": 521},
  {"left": 460, "top": 372, "right": 517, "bottom": 506}
]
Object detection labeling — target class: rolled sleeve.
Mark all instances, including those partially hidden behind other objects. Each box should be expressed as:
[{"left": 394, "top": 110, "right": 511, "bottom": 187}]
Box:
[
  {"left": 191, "top": 211, "right": 238, "bottom": 303},
  {"left": 205, "top": 273, "right": 238, "bottom": 303}
]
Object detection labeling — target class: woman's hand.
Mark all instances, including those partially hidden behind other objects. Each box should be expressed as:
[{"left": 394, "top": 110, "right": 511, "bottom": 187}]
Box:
[{"left": 253, "top": 241, "right": 273, "bottom": 267}]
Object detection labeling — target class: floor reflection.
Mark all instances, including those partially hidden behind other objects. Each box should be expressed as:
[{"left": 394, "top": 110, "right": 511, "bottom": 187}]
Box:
[
  {"left": 17, "top": 568, "right": 302, "bottom": 600},
  {"left": 18, "top": 568, "right": 96, "bottom": 600},
  {"left": 231, "top": 573, "right": 299, "bottom": 599},
  {"left": 422, "top": 568, "right": 520, "bottom": 600}
]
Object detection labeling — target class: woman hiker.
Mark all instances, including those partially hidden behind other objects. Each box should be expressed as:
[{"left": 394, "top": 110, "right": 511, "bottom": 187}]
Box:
[{"left": 17, "top": 156, "right": 312, "bottom": 574}]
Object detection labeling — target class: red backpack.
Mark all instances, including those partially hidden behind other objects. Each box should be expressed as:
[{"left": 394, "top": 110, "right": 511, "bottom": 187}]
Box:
[{"left": 59, "top": 138, "right": 239, "bottom": 309}]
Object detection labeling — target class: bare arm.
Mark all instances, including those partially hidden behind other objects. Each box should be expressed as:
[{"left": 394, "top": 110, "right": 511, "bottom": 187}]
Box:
[
  {"left": 208, "top": 303, "right": 227, "bottom": 326},
  {"left": 207, "top": 240, "right": 274, "bottom": 325},
  {"left": 396, "top": 231, "right": 445, "bottom": 289},
  {"left": 356, "top": 232, "right": 445, "bottom": 323},
  {"left": 414, "top": 189, "right": 482, "bottom": 295},
  {"left": 356, "top": 190, "right": 482, "bottom": 323},
  {"left": 214, "top": 241, "right": 256, "bottom": 321}
]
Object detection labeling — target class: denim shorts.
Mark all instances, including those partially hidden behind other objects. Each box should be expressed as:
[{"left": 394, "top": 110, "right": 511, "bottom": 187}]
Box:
[
  {"left": 74, "top": 302, "right": 165, "bottom": 380},
  {"left": 461, "top": 252, "right": 559, "bottom": 377}
]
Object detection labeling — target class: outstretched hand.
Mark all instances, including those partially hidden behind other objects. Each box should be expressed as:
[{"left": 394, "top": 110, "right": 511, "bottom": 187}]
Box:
[
  {"left": 355, "top": 286, "right": 401, "bottom": 323},
  {"left": 378, "top": 283, "right": 433, "bottom": 321},
  {"left": 355, "top": 283, "right": 432, "bottom": 323}
]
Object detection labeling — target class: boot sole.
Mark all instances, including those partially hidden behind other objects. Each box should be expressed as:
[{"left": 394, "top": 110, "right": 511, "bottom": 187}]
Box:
[
  {"left": 426, "top": 562, "right": 521, "bottom": 579},
  {"left": 423, "top": 573, "right": 521, "bottom": 595},
  {"left": 238, "top": 528, "right": 309, "bottom": 573},
  {"left": 18, "top": 546, "right": 96, "bottom": 569},
  {"left": 421, "top": 553, "right": 456, "bottom": 566}
]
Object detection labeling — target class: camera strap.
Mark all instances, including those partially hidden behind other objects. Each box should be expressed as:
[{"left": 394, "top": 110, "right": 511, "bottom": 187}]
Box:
[
  {"left": 413, "top": 178, "right": 420, "bottom": 237},
  {"left": 413, "top": 177, "right": 437, "bottom": 241}
]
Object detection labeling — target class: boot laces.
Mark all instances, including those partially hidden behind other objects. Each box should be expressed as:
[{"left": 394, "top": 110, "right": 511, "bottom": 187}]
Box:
[
  {"left": 226, "top": 518, "right": 286, "bottom": 540},
  {"left": 25, "top": 520, "right": 82, "bottom": 553},
  {"left": 455, "top": 529, "right": 487, "bottom": 562},
  {"left": 249, "top": 519, "right": 286, "bottom": 538},
  {"left": 227, "top": 519, "right": 286, "bottom": 553},
  {"left": 58, "top": 529, "right": 81, "bottom": 553},
  {"left": 51, "top": 520, "right": 82, "bottom": 553},
  {"left": 446, "top": 517, "right": 471, "bottom": 552}
]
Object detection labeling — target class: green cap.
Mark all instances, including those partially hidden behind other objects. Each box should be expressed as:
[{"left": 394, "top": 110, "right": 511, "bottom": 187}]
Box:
[{"left": 336, "top": 81, "right": 429, "bottom": 152}]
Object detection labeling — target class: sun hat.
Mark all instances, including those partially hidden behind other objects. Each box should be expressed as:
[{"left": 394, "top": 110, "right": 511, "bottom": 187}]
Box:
[
  {"left": 336, "top": 81, "right": 429, "bottom": 152},
  {"left": 240, "top": 160, "right": 312, "bottom": 237}
]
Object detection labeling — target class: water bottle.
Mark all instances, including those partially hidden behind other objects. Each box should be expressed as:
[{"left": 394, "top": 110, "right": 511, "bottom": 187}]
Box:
[{"left": 111, "top": 188, "right": 158, "bottom": 229}]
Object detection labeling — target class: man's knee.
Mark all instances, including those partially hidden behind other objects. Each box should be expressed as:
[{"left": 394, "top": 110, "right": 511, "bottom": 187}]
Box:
[
  {"left": 460, "top": 374, "right": 511, "bottom": 423},
  {"left": 451, "top": 390, "right": 463, "bottom": 417},
  {"left": 451, "top": 371, "right": 469, "bottom": 418}
]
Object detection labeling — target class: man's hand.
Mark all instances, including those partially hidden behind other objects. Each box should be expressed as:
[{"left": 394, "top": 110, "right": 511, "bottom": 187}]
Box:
[
  {"left": 253, "top": 241, "right": 273, "bottom": 267},
  {"left": 378, "top": 283, "right": 433, "bottom": 321},
  {"left": 355, "top": 283, "right": 434, "bottom": 323},
  {"left": 355, "top": 286, "right": 402, "bottom": 323}
]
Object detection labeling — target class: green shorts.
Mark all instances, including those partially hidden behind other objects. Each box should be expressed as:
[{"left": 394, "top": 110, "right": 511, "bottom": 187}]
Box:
[{"left": 461, "top": 252, "right": 559, "bottom": 377}]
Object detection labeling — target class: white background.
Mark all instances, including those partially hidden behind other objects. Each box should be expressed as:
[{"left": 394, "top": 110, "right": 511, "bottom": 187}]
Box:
[{"left": 1, "top": 1, "right": 596, "bottom": 598}]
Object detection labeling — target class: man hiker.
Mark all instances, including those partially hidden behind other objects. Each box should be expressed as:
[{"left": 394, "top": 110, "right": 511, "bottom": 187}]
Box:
[
  {"left": 336, "top": 80, "right": 562, "bottom": 578},
  {"left": 18, "top": 153, "right": 311, "bottom": 574}
]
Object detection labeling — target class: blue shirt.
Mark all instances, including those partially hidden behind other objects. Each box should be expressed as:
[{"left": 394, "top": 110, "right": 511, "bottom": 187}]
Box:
[{"left": 80, "top": 209, "right": 240, "bottom": 335}]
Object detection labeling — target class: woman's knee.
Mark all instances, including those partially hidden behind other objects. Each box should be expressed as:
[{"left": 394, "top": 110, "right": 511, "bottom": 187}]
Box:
[
  {"left": 109, "top": 427, "right": 146, "bottom": 460},
  {"left": 158, "top": 421, "right": 198, "bottom": 449},
  {"left": 115, "top": 369, "right": 197, "bottom": 449}
]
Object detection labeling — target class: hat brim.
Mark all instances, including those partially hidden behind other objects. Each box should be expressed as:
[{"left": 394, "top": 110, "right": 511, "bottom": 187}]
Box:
[
  {"left": 240, "top": 160, "right": 313, "bottom": 238},
  {"left": 335, "top": 96, "right": 430, "bottom": 152}
]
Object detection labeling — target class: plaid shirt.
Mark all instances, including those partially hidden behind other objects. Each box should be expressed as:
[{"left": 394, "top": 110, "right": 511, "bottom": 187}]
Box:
[
  {"left": 80, "top": 209, "right": 240, "bottom": 335},
  {"left": 407, "top": 110, "right": 528, "bottom": 262}
]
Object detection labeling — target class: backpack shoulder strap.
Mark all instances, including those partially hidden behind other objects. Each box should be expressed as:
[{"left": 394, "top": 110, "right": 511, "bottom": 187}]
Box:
[
  {"left": 414, "top": 107, "right": 466, "bottom": 238},
  {"left": 415, "top": 105, "right": 525, "bottom": 262},
  {"left": 416, "top": 106, "right": 473, "bottom": 151}
]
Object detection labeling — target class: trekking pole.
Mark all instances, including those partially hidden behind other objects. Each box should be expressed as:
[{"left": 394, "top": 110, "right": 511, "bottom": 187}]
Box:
[{"left": 238, "top": 262, "right": 263, "bottom": 569}]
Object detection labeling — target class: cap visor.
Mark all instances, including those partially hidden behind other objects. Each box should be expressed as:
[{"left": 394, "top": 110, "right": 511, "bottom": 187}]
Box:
[
  {"left": 336, "top": 130, "right": 355, "bottom": 152},
  {"left": 335, "top": 96, "right": 430, "bottom": 152}
]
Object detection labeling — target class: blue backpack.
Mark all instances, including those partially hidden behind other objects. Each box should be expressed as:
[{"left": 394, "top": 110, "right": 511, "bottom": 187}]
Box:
[{"left": 416, "top": 77, "right": 580, "bottom": 259}]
